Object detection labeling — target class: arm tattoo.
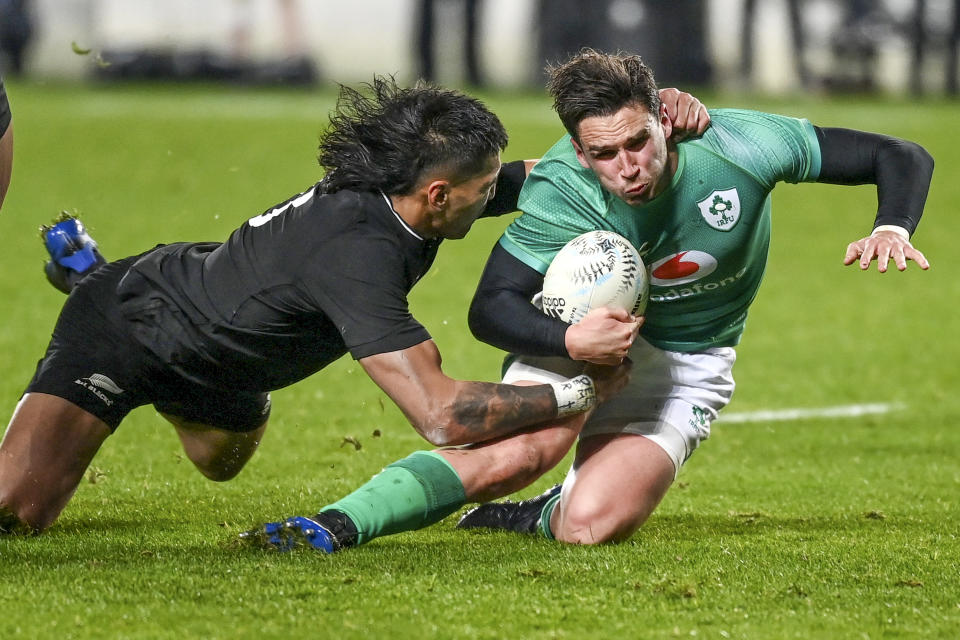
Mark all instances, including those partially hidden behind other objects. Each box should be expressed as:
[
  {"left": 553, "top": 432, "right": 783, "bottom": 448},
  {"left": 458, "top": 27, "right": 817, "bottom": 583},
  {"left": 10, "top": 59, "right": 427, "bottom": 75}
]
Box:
[{"left": 450, "top": 382, "right": 557, "bottom": 439}]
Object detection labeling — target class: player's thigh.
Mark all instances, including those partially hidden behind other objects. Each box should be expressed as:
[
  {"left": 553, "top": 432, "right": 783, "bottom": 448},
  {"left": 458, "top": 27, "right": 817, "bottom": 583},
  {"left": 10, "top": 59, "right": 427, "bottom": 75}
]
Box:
[
  {"left": 155, "top": 388, "right": 271, "bottom": 481},
  {"left": 0, "top": 393, "right": 112, "bottom": 531},
  {"left": 553, "top": 432, "right": 675, "bottom": 544},
  {"left": 583, "top": 337, "right": 736, "bottom": 473}
]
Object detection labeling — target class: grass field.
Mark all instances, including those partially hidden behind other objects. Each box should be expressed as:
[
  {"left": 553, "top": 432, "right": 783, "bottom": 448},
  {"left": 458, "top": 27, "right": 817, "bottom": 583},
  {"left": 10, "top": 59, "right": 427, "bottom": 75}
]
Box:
[{"left": 0, "top": 79, "right": 957, "bottom": 639}]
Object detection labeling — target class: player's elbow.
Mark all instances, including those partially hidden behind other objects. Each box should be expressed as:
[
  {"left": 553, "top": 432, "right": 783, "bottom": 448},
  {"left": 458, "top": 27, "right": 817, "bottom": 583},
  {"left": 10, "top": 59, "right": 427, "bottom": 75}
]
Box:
[
  {"left": 882, "top": 137, "right": 935, "bottom": 178},
  {"left": 467, "top": 293, "right": 496, "bottom": 345},
  {"left": 411, "top": 403, "right": 464, "bottom": 447},
  {"left": 917, "top": 143, "right": 934, "bottom": 176}
]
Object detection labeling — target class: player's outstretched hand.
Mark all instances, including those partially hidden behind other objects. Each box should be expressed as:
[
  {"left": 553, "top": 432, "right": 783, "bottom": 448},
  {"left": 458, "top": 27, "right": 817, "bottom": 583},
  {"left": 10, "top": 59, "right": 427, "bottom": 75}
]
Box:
[
  {"left": 844, "top": 229, "right": 930, "bottom": 272},
  {"left": 565, "top": 307, "right": 642, "bottom": 366},
  {"left": 659, "top": 87, "right": 710, "bottom": 141},
  {"left": 585, "top": 359, "right": 633, "bottom": 405}
]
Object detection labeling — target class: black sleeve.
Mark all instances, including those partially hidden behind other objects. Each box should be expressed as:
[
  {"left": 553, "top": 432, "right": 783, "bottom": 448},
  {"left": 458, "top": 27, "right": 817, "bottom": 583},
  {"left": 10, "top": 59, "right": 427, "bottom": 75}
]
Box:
[
  {"left": 468, "top": 242, "right": 570, "bottom": 356},
  {"left": 814, "top": 126, "right": 933, "bottom": 236},
  {"left": 481, "top": 160, "right": 527, "bottom": 218}
]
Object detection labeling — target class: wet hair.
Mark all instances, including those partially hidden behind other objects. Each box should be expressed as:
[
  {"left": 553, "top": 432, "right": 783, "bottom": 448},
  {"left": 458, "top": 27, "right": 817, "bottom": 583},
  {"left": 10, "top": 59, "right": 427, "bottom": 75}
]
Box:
[
  {"left": 546, "top": 48, "right": 660, "bottom": 142},
  {"left": 317, "top": 76, "right": 507, "bottom": 195}
]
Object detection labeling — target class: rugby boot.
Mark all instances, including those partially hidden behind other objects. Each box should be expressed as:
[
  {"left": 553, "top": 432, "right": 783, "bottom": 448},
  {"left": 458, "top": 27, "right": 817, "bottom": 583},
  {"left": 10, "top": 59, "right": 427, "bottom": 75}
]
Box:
[
  {"left": 238, "top": 510, "right": 358, "bottom": 552},
  {"left": 41, "top": 212, "right": 107, "bottom": 294},
  {"left": 457, "top": 483, "right": 561, "bottom": 534}
]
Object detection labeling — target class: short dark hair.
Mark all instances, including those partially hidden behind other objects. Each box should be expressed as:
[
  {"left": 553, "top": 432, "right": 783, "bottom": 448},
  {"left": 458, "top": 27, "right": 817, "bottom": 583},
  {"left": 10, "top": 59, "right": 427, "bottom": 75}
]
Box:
[
  {"left": 546, "top": 48, "right": 660, "bottom": 142},
  {"left": 318, "top": 76, "right": 507, "bottom": 195}
]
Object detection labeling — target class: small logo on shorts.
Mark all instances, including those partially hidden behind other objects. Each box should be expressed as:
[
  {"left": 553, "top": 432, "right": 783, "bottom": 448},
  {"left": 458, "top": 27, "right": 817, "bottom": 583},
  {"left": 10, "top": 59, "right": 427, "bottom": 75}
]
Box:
[
  {"left": 74, "top": 373, "right": 124, "bottom": 407},
  {"left": 689, "top": 406, "right": 710, "bottom": 434}
]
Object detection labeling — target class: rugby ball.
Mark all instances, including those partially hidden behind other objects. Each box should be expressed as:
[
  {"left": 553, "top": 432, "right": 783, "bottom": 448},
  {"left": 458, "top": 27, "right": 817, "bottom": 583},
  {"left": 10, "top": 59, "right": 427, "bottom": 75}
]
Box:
[{"left": 541, "top": 230, "right": 648, "bottom": 324}]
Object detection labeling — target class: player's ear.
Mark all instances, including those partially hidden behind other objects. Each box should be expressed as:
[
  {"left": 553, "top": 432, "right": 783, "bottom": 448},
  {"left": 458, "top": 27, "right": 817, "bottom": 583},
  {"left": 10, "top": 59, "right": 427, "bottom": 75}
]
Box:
[
  {"left": 659, "top": 103, "right": 673, "bottom": 139},
  {"left": 426, "top": 180, "right": 449, "bottom": 209},
  {"left": 570, "top": 138, "right": 590, "bottom": 170}
]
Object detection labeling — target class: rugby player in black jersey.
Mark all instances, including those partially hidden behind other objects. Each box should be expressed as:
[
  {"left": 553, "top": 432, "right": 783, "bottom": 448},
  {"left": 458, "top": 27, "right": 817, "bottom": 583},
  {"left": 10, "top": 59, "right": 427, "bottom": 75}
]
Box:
[{"left": 0, "top": 77, "right": 708, "bottom": 536}]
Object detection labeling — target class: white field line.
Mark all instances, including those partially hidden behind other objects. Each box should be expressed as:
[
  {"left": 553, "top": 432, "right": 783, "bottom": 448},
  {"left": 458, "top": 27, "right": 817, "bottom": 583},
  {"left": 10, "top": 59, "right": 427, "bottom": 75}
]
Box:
[{"left": 717, "top": 402, "right": 906, "bottom": 424}]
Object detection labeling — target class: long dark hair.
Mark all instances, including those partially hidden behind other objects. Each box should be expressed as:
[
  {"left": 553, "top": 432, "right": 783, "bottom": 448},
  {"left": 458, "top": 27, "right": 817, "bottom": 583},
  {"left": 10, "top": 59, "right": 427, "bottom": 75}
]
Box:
[
  {"left": 547, "top": 48, "right": 660, "bottom": 142},
  {"left": 318, "top": 76, "right": 507, "bottom": 195}
]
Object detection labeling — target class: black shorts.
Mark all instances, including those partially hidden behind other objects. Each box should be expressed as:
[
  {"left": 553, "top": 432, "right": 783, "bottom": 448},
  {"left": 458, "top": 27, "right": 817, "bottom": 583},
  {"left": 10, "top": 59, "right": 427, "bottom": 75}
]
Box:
[{"left": 25, "top": 257, "right": 271, "bottom": 432}]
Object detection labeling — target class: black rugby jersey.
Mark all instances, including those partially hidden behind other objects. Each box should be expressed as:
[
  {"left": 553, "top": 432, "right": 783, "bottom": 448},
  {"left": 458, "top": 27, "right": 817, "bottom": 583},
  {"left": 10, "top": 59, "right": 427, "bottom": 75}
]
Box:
[{"left": 116, "top": 161, "right": 526, "bottom": 393}]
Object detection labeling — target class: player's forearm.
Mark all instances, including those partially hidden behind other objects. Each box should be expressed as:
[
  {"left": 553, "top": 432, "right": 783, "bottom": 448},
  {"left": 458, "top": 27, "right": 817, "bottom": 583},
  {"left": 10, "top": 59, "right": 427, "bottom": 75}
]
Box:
[
  {"left": 815, "top": 126, "right": 934, "bottom": 236},
  {"left": 481, "top": 160, "right": 529, "bottom": 217},
  {"left": 416, "top": 380, "right": 572, "bottom": 446},
  {"left": 468, "top": 243, "right": 568, "bottom": 356}
]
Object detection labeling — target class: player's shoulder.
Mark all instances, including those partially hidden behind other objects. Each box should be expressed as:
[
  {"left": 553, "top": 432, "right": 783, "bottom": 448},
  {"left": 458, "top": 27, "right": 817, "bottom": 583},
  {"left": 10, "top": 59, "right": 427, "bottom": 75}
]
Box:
[
  {"left": 525, "top": 135, "right": 603, "bottom": 196},
  {"left": 697, "top": 108, "right": 815, "bottom": 146}
]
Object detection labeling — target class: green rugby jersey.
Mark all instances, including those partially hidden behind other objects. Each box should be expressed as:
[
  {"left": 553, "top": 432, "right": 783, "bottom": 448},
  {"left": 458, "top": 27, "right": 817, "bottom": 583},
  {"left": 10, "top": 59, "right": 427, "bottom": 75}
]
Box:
[{"left": 501, "top": 109, "right": 822, "bottom": 352}]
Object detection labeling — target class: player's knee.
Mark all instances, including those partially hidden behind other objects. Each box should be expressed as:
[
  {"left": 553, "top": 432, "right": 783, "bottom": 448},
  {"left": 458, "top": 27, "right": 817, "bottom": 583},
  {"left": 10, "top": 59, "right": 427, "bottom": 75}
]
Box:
[
  {"left": 0, "top": 495, "right": 52, "bottom": 534},
  {"left": 556, "top": 501, "right": 642, "bottom": 545},
  {"left": 190, "top": 456, "right": 246, "bottom": 482}
]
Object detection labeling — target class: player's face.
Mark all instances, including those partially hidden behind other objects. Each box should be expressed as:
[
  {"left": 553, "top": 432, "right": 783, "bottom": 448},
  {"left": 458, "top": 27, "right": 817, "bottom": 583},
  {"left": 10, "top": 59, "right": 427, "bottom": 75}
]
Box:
[
  {"left": 435, "top": 154, "right": 502, "bottom": 239},
  {"left": 571, "top": 103, "right": 673, "bottom": 207}
]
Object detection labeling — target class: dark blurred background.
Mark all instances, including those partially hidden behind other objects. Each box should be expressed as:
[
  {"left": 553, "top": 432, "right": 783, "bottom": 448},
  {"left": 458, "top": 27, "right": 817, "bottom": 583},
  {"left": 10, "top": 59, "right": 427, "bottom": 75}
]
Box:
[{"left": 2, "top": 0, "right": 958, "bottom": 95}]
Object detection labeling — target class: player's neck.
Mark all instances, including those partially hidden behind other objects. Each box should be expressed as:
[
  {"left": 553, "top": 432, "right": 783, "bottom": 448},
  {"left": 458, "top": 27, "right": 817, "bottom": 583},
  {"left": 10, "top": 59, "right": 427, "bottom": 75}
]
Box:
[
  {"left": 651, "top": 146, "right": 680, "bottom": 200},
  {"left": 388, "top": 193, "right": 432, "bottom": 239}
]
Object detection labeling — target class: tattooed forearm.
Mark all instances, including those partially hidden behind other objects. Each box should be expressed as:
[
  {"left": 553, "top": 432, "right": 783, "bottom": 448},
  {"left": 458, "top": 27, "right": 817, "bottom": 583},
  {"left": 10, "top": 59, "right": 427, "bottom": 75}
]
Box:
[{"left": 435, "top": 381, "right": 557, "bottom": 444}]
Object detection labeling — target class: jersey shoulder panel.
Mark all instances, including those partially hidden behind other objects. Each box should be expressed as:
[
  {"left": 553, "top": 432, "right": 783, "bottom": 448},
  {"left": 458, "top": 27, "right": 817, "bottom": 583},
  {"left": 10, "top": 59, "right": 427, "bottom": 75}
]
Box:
[
  {"left": 506, "top": 136, "right": 611, "bottom": 272},
  {"left": 693, "top": 109, "right": 822, "bottom": 186}
]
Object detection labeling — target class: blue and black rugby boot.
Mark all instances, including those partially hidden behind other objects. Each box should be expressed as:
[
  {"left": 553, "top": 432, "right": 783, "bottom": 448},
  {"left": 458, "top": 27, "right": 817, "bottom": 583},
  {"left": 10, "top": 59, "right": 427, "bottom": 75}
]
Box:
[
  {"left": 457, "top": 483, "right": 562, "bottom": 534},
  {"left": 238, "top": 510, "right": 358, "bottom": 553},
  {"left": 41, "top": 212, "right": 107, "bottom": 294}
]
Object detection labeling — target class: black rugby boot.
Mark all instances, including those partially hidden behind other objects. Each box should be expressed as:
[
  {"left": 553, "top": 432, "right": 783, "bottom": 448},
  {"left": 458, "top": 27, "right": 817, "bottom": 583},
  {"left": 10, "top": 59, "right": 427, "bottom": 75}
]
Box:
[{"left": 457, "top": 484, "right": 561, "bottom": 534}]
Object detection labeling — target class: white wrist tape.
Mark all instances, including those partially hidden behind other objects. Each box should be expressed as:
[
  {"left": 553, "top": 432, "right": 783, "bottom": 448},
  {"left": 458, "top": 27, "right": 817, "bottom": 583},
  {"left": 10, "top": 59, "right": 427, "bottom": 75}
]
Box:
[
  {"left": 871, "top": 225, "right": 910, "bottom": 241},
  {"left": 550, "top": 374, "right": 596, "bottom": 417}
]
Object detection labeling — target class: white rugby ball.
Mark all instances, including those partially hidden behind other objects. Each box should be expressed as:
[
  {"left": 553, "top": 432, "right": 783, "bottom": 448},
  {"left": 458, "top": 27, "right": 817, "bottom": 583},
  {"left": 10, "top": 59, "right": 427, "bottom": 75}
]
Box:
[{"left": 541, "top": 230, "right": 648, "bottom": 324}]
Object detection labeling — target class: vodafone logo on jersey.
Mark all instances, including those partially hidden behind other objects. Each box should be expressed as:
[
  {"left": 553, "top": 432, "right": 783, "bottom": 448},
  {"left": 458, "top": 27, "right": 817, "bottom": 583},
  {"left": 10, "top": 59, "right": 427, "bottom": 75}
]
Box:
[{"left": 649, "top": 251, "right": 718, "bottom": 286}]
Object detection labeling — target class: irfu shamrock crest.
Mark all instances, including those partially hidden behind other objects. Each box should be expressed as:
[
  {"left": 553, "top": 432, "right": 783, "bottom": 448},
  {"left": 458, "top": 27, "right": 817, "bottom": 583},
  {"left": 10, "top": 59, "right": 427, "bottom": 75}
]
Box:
[{"left": 697, "top": 188, "right": 741, "bottom": 231}]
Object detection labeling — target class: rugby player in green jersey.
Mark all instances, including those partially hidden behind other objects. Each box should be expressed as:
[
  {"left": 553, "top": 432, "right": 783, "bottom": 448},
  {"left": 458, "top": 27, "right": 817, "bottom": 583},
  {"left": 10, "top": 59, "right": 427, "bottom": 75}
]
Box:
[
  {"left": 243, "top": 48, "right": 931, "bottom": 553},
  {"left": 458, "top": 49, "right": 931, "bottom": 544}
]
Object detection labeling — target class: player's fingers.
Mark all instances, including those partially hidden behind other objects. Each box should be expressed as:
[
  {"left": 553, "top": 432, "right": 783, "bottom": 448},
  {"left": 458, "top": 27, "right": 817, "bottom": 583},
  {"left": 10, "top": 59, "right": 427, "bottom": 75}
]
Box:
[
  {"left": 605, "top": 306, "right": 632, "bottom": 321},
  {"left": 905, "top": 246, "right": 930, "bottom": 270},
  {"left": 876, "top": 242, "right": 892, "bottom": 273},
  {"left": 659, "top": 88, "right": 679, "bottom": 121},
  {"left": 889, "top": 245, "right": 908, "bottom": 271},
  {"left": 859, "top": 238, "right": 878, "bottom": 270},
  {"left": 695, "top": 104, "right": 710, "bottom": 133},
  {"left": 843, "top": 241, "right": 863, "bottom": 266}
]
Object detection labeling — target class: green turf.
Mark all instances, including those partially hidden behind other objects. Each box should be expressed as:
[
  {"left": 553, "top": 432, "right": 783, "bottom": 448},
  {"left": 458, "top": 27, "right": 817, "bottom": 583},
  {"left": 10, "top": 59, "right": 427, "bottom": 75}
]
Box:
[{"left": 0, "top": 80, "right": 957, "bottom": 639}]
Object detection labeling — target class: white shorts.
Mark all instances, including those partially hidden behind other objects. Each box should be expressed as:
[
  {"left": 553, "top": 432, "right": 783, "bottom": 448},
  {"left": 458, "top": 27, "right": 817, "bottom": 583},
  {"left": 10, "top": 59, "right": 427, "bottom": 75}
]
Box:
[{"left": 502, "top": 338, "right": 737, "bottom": 475}]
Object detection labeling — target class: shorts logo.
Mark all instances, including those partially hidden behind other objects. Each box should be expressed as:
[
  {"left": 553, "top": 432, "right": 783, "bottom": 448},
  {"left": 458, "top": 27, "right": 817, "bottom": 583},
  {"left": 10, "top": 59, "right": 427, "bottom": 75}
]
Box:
[
  {"left": 689, "top": 406, "right": 710, "bottom": 434},
  {"left": 697, "top": 188, "right": 741, "bottom": 231},
  {"left": 74, "top": 373, "right": 124, "bottom": 407},
  {"left": 649, "top": 251, "right": 718, "bottom": 286}
]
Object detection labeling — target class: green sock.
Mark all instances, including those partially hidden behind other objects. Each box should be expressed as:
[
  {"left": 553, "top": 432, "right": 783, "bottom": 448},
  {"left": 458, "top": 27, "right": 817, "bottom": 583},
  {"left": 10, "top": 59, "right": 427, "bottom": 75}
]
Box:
[
  {"left": 320, "top": 450, "right": 466, "bottom": 545},
  {"left": 539, "top": 493, "right": 562, "bottom": 540}
]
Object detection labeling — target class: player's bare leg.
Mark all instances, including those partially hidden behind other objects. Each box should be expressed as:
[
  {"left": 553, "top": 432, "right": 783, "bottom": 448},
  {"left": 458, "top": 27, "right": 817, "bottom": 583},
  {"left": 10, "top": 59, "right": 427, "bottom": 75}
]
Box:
[
  {"left": 439, "top": 380, "right": 584, "bottom": 502},
  {"left": 551, "top": 432, "right": 675, "bottom": 544},
  {"left": 161, "top": 413, "right": 267, "bottom": 482},
  {"left": 241, "top": 381, "right": 587, "bottom": 552},
  {"left": 0, "top": 393, "right": 111, "bottom": 533}
]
